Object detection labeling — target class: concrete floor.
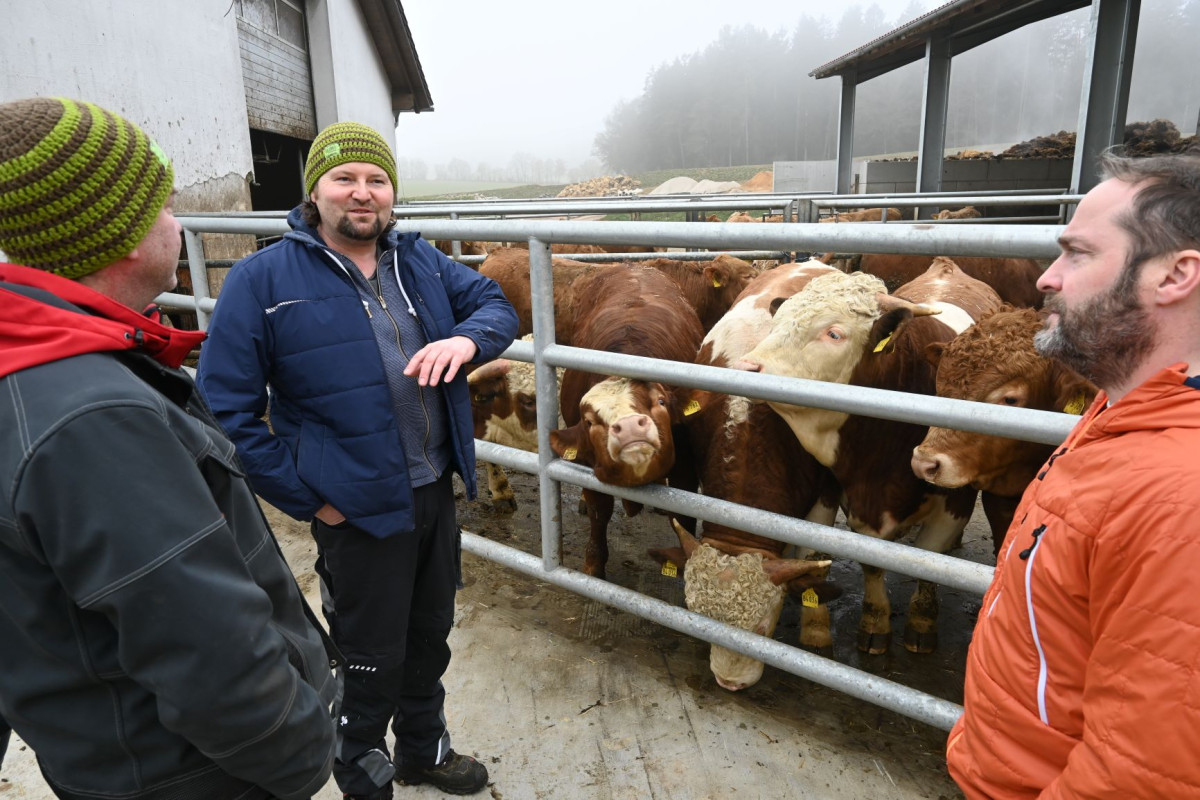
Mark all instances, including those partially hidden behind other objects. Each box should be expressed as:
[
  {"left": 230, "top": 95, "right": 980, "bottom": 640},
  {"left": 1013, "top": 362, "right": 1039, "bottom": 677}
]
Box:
[{"left": 1, "top": 475, "right": 972, "bottom": 800}]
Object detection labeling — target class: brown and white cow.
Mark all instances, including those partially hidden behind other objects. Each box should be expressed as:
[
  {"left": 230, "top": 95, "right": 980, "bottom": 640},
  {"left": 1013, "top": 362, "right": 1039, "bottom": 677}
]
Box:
[
  {"left": 911, "top": 306, "right": 1096, "bottom": 553},
  {"left": 853, "top": 253, "right": 1044, "bottom": 309},
  {"left": 739, "top": 258, "right": 1003, "bottom": 654},
  {"left": 820, "top": 207, "right": 905, "bottom": 223},
  {"left": 467, "top": 335, "right": 564, "bottom": 511},
  {"left": 549, "top": 265, "right": 705, "bottom": 578},
  {"left": 933, "top": 206, "right": 983, "bottom": 220},
  {"left": 648, "top": 260, "right": 844, "bottom": 690}
]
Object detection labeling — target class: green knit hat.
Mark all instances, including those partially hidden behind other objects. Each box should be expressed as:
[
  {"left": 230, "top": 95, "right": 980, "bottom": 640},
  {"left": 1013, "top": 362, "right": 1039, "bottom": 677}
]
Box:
[
  {"left": 0, "top": 97, "right": 175, "bottom": 280},
  {"left": 304, "top": 121, "right": 398, "bottom": 197}
]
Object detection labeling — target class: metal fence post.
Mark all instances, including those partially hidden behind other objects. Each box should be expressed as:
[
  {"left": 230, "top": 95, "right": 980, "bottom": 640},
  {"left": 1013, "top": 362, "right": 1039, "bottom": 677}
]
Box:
[
  {"left": 528, "top": 237, "right": 564, "bottom": 571},
  {"left": 182, "top": 229, "right": 212, "bottom": 331}
]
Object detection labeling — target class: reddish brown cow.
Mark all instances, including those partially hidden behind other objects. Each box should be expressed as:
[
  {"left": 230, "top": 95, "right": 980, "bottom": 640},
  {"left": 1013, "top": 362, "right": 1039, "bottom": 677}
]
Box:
[
  {"left": 649, "top": 260, "right": 843, "bottom": 690},
  {"left": 549, "top": 265, "right": 705, "bottom": 578},
  {"left": 433, "top": 239, "right": 489, "bottom": 258},
  {"left": 637, "top": 255, "right": 758, "bottom": 332},
  {"left": 911, "top": 307, "right": 1096, "bottom": 552},
  {"left": 740, "top": 258, "right": 1004, "bottom": 654},
  {"left": 854, "top": 253, "right": 1044, "bottom": 308},
  {"left": 479, "top": 249, "right": 755, "bottom": 339},
  {"left": 933, "top": 206, "right": 982, "bottom": 220}
]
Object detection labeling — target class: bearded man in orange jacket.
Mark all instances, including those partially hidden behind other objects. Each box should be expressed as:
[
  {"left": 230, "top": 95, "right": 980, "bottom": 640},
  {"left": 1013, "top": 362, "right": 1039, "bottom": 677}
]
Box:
[{"left": 947, "top": 152, "right": 1200, "bottom": 798}]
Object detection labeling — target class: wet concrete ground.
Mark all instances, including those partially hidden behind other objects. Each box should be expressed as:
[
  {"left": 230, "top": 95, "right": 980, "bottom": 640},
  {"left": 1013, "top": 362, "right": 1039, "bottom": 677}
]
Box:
[{"left": 0, "top": 464, "right": 985, "bottom": 799}]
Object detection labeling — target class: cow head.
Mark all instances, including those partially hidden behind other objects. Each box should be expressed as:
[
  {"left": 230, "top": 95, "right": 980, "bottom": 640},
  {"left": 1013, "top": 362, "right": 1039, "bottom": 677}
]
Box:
[
  {"left": 704, "top": 254, "right": 759, "bottom": 311},
  {"left": 550, "top": 377, "right": 680, "bottom": 486},
  {"left": 736, "top": 272, "right": 936, "bottom": 465},
  {"left": 912, "top": 307, "right": 1097, "bottom": 496},
  {"left": 467, "top": 358, "right": 541, "bottom": 448},
  {"left": 651, "top": 521, "right": 832, "bottom": 691}
]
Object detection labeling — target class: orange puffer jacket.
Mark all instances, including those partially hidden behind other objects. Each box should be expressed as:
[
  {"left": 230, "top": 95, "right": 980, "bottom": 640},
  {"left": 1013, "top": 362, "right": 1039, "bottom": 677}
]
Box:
[{"left": 947, "top": 364, "right": 1200, "bottom": 799}]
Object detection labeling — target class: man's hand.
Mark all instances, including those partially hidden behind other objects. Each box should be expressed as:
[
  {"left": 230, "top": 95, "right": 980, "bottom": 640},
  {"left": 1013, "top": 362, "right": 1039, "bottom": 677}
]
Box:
[
  {"left": 314, "top": 503, "right": 345, "bottom": 526},
  {"left": 404, "top": 335, "right": 478, "bottom": 387}
]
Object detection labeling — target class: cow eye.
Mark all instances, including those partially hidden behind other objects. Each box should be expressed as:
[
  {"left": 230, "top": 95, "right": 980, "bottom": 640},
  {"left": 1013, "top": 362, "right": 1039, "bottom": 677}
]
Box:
[
  {"left": 826, "top": 329, "right": 843, "bottom": 341},
  {"left": 1002, "top": 396, "right": 1020, "bottom": 406},
  {"left": 658, "top": 397, "right": 667, "bottom": 406},
  {"left": 584, "top": 419, "right": 593, "bottom": 428}
]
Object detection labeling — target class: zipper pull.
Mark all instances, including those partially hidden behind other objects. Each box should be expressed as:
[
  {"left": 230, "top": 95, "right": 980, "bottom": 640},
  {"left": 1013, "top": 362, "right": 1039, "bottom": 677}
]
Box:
[
  {"left": 378, "top": 292, "right": 387, "bottom": 310},
  {"left": 1037, "top": 447, "right": 1067, "bottom": 480},
  {"left": 362, "top": 299, "right": 372, "bottom": 320},
  {"left": 1018, "top": 525, "right": 1047, "bottom": 560}
]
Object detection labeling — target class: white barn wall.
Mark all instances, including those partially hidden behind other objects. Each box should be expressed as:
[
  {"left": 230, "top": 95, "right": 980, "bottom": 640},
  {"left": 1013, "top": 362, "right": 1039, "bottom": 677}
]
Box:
[
  {"left": 1, "top": 0, "right": 255, "bottom": 218},
  {"left": 306, "top": 0, "right": 397, "bottom": 150}
]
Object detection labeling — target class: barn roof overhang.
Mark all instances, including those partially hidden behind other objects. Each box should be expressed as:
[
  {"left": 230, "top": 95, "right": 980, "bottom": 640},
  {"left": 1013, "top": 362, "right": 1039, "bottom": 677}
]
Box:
[
  {"left": 355, "top": 0, "right": 434, "bottom": 113},
  {"left": 810, "top": 0, "right": 1092, "bottom": 83}
]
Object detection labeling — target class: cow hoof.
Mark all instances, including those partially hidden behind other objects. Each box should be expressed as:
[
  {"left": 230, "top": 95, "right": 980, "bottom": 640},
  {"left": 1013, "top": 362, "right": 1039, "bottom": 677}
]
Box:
[
  {"left": 489, "top": 497, "right": 517, "bottom": 514},
  {"left": 903, "top": 627, "right": 938, "bottom": 654},
  {"left": 799, "top": 640, "right": 834, "bottom": 656},
  {"left": 577, "top": 496, "right": 588, "bottom": 515},
  {"left": 856, "top": 630, "right": 891, "bottom": 654}
]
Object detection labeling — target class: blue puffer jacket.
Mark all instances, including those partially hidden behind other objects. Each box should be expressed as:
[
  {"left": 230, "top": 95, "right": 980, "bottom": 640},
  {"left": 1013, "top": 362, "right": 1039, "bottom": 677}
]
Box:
[{"left": 197, "top": 209, "right": 518, "bottom": 538}]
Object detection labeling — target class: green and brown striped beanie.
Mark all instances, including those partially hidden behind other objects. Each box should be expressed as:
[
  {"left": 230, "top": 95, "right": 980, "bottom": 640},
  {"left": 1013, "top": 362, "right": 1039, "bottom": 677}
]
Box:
[
  {"left": 0, "top": 97, "right": 175, "bottom": 279},
  {"left": 304, "top": 121, "right": 397, "bottom": 197}
]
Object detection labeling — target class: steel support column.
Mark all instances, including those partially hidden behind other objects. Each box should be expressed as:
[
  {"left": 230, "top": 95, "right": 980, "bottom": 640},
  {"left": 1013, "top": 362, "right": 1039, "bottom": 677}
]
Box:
[
  {"left": 836, "top": 70, "right": 857, "bottom": 195},
  {"left": 1071, "top": 0, "right": 1140, "bottom": 195},
  {"left": 916, "top": 33, "right": 952, "bottom": 219}
]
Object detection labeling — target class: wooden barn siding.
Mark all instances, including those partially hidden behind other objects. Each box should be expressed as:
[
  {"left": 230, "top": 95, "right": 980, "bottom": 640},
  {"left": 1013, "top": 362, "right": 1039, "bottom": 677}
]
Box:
[{"left": 237, "top": 18, "right": 316, "bottom": 140}]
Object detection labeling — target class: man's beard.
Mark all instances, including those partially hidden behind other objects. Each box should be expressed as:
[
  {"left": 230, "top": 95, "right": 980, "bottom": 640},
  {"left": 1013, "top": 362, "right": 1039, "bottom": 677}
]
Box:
[
  {"left": 336, "top": 210, "right": 386, "bottom": 241},
  {"left": 1034, "top": 270, "right": 1157, "bottom": 390}
]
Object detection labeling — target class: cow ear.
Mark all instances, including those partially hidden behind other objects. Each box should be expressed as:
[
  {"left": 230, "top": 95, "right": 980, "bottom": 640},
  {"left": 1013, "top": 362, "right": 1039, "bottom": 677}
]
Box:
[
  {"left": 1050, "top": 363, "right": 1098, "bottom": 415},
  {"left": 866, "top": 307, "right": 913, "bottom": 355},
  {"left": 676, "top": 387, "right": 711, "bottom": 422},
  {"left": 550, "top": 424, "right": 593, "bottom": 464},
  {"left": 925, "top": 341, "right": 947, "bottom": 369},
  {"left": 768, "top": 296, "right": 790, "bottom": 316},
  {"left": 784, "top": 577, "right": 844, "bottom": 603},
  {"left": 702, "top": 263, "right": 729, "bottom": 289},
  {"left": 647, "top": 546, "right": 690, "bottom": 568}
]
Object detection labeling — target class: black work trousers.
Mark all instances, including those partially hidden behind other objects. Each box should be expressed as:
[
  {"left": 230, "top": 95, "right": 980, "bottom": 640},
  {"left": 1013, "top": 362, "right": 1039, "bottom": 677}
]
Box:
[{"left": 311, "top": 471, "right": 461, "bottom": 796}]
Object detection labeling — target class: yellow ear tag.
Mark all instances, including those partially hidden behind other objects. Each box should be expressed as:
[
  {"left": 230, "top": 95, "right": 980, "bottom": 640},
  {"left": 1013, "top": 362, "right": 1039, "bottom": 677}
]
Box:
[
  {"left": 562, "top": 447, "right": 577, "bottom": 461},
  {"left": 801, "top": 588, "right": 820, "bottom": 608},
  {"left": 873, "top": 333, "right": 893, "bottom": 353},
  {"left": 712, "top": 277, "right": 723, "bottom": 288},
  {"left": 1063, "top": 394, "right": 1088, "bottom": 415},
  {"left": 683, "top": 399, "right": 701, "bottom": 416},
  {"left": 661, "top": 561, "right": 678, "bottom": 578}
]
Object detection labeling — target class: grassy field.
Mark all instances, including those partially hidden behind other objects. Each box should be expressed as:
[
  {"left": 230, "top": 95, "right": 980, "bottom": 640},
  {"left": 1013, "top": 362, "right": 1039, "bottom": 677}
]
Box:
[{"left": 395, "top": 179, "right": 524, "bottom": 200}]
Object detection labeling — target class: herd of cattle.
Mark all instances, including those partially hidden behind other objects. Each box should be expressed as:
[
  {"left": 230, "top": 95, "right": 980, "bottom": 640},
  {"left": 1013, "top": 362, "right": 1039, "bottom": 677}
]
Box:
[{"left": 460, "top": 211, "right": 1095, "bottom": 692}]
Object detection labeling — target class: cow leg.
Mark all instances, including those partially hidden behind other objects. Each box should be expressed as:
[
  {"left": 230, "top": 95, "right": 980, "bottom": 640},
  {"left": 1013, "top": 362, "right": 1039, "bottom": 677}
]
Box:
[
  {"left": 902, "top": 491, "right": 973, "bottom": 653},
  {"left": 798, "top": 558, "right": 834, "bottom": 651},
  {"left": 858, "top": 564, "right": 891, "bottom": 654},
  {"left": 485, "top": 462, "right": 517, "bottom": 513},
  {"left": 981, "top": 491, "right": 1020, "bottom": 557},
  {"left": 581, "top": 489, "right": 614, "bottom": 579}
]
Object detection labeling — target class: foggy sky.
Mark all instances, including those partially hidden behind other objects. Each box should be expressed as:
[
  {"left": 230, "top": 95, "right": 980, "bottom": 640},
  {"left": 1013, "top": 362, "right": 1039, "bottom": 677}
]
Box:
[{"left": 396, "top": 1, "right": 941, "bottom": 171}]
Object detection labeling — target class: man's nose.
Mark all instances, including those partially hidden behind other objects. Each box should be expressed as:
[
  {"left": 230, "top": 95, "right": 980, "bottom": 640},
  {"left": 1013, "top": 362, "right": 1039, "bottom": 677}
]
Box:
[{"left": 1036, "top": 257, "right": 1063, "bottom": 293}]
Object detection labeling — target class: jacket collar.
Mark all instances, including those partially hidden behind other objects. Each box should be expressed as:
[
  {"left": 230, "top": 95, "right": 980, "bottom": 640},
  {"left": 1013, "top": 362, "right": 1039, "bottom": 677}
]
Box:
[{"left": 0, "top": 263, "right": 205, "bottom": 379}]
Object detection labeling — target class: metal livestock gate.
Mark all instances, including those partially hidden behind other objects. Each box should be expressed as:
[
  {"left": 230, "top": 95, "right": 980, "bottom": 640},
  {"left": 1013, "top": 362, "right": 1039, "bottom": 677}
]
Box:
[{"left": 173, "top": 211, "right": 1075, "bottom": 732}]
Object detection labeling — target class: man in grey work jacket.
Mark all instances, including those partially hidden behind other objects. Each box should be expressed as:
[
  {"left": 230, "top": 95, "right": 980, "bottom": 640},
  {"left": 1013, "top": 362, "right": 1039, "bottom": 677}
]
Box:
[
  {"left": 0, "top": 97, "right": 337, "bottom": 800},
  {"left": 198, "top": 122, "right": 518, "bottom": 800}
]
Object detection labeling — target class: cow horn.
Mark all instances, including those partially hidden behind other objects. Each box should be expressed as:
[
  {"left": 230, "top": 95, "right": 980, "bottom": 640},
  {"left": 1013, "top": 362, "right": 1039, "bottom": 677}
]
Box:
[
  {"left": 467, "top": 358, "right": 511, "bottom": 383},
  {"left": 670, "top": 518, "right": 701, "bottom": 557},
  {"left": 875, "top": 292, "right": 942, "bottom": 317},
  {"left": 762, "top": 557, "right": 833, "bottom": 586}
]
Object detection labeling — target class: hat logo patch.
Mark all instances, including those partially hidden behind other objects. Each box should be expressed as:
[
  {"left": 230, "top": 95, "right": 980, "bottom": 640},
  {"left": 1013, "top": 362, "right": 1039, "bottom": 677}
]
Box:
[{"left": 323, "top": 142, "right": 341, "bottom": 158}]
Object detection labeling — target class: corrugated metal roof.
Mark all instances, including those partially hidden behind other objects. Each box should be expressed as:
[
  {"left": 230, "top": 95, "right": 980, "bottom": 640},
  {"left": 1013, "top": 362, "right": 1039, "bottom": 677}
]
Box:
[{"left": 810, "top": 0, "right": 1091, "bottom": 83}]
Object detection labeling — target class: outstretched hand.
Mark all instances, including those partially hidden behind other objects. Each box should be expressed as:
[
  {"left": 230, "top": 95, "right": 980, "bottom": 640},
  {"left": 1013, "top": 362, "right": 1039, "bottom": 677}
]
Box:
[{"left": 404, "top": 335, "right": 478, "bottom": 386}]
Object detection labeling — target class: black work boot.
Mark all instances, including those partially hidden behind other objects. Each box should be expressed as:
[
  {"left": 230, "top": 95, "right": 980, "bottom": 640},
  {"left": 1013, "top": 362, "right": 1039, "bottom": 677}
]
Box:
[
  {"left": 342, "top": 783, "right": 394, "bottom": 800},
  {"left": 394, "top": 749, "right": 488, "bottom": 795}
]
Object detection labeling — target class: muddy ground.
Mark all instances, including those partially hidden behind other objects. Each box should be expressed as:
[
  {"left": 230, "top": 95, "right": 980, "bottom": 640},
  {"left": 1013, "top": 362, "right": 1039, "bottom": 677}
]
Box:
[{"left": 1, "top": 463, "right": 986, "bottom": 799}]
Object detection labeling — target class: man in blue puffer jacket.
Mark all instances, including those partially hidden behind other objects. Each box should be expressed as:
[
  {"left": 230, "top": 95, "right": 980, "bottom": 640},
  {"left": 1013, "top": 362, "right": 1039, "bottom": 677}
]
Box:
[{"left": 198, "top": 122, "right": 517, "bottom": 800}]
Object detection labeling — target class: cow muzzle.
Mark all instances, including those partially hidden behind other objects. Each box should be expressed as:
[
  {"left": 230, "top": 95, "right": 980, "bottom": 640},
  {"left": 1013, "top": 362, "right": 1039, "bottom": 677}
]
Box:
[
  {"left": 911, "top": 445, "right": 966, "bottom": 488},
  {"left": 607, "top": 414, "right": 659, "bottom": 461}
]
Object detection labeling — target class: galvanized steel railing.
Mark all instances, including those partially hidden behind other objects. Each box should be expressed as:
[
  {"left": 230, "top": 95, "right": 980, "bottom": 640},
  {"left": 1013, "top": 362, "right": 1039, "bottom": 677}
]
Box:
[{"left": 173, "top": 213, "right": 1071, "bottom": 731}]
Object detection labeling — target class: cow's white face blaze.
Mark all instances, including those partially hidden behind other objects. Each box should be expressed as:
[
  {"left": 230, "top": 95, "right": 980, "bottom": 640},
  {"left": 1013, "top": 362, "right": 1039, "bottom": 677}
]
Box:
[
  {"left": 581, "top": 377, "right": 668, "bottom": 477},
  {"left": 740, "top": 272, "right": 887, "bottom": 465},
  {"left": 683, "top": 544, "right": 785, "bottom": 691}
]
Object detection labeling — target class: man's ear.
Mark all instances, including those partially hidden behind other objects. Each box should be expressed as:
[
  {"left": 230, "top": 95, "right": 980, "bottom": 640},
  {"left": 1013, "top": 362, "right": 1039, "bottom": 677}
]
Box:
[{"left": 1154, "top": 249, "right": 1200, "bottom": 307}]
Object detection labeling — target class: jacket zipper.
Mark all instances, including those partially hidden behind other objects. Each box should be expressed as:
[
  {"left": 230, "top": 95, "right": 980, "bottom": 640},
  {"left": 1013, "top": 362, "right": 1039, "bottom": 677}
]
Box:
[
  {"left": 1022, "top": 525, "right": 1050, "bottom": 725},
  {"left": 372, "top": 265, "right": 439, "bottom": 476}
]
